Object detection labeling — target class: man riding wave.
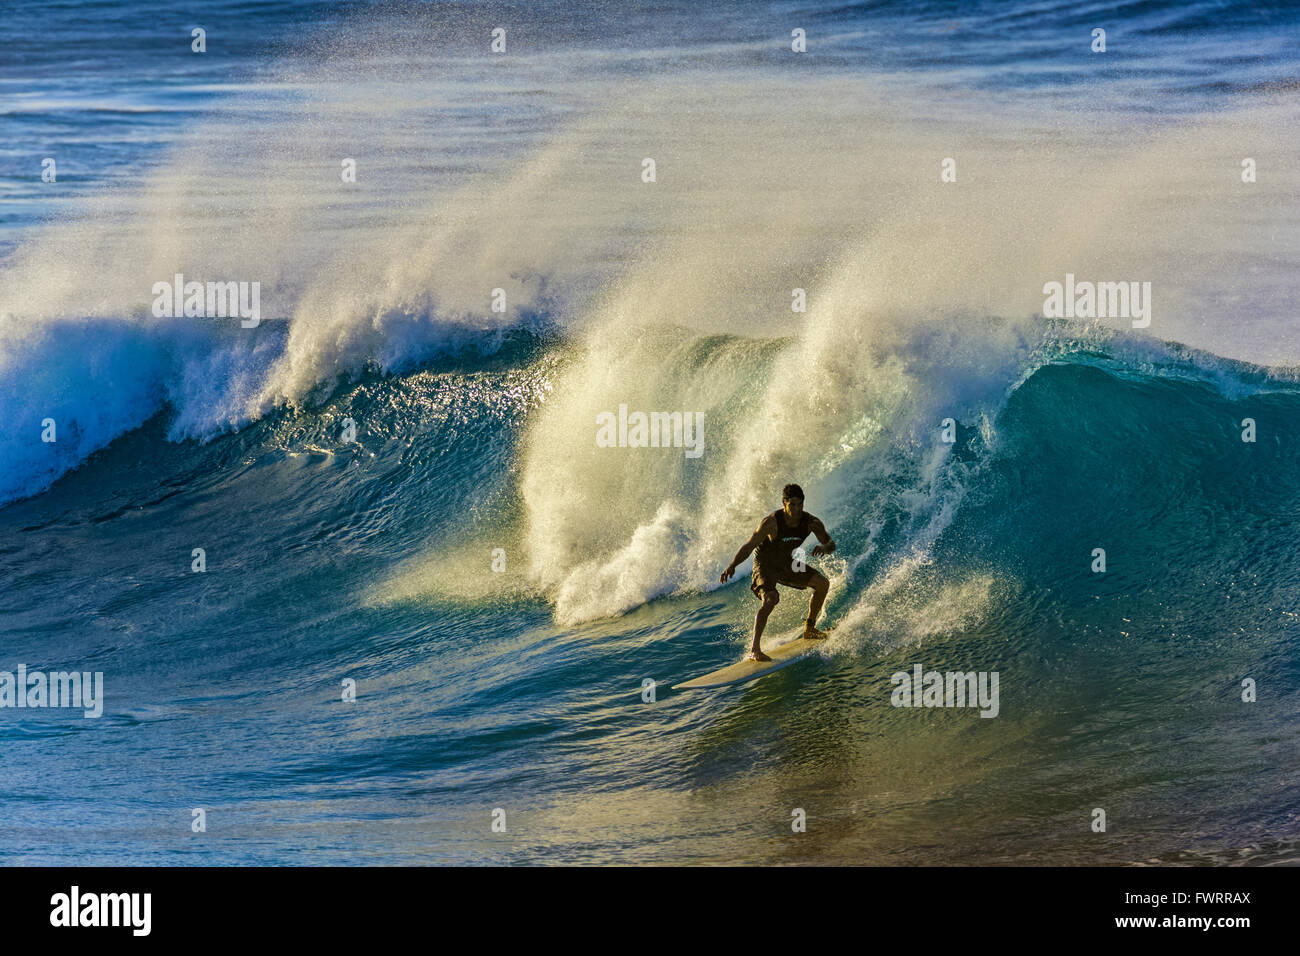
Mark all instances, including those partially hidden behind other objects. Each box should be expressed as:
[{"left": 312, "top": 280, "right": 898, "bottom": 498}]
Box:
[{"left": 719, "top": 483, "right": 835, "bottom": 662}]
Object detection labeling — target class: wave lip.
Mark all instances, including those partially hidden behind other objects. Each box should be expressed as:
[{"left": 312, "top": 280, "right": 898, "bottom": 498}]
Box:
[{"left": 0, "top": 317, "right": 166, "bottom": 506}]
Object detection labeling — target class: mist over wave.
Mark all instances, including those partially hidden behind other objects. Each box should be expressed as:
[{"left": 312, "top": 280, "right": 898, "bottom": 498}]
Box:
[
  {"left": 2, "top": 1, "right": 1298, "bottom": 510},
  {"left": 3, "top": 0, "right": 1300, "bottom": 866}
]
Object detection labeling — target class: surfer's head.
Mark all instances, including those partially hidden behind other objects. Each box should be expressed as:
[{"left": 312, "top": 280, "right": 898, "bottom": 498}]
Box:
[{"left": 782, "top": 483, "right": 804, "bottom": 519}]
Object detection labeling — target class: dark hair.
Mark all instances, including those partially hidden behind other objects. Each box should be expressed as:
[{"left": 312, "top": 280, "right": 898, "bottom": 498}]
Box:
[{"left": 782, "top": 483, "right": 805, "bottom": 502}]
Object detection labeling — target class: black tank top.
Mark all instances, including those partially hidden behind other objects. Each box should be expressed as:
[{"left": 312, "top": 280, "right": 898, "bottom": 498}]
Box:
[{"left": 754, "top": 509, "right": 812, "bottom": 571}]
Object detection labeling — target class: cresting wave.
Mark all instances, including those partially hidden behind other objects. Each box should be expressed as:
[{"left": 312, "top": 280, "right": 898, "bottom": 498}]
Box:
[
  {"left": 516, "top": 316, "right": 1300, "bottom": 630},
  {"left": 2, "top": 36, "right": 1298, "bottom": 505},
  {"left": 308, "top": 318, "right": 1300, "bottom": 689},
  {"left": 3, "top": 11, "right": 1299, "bottom": 648},
  {"left": 5, "top": 0, "right": 1300, "bottom": 870},
  {"left": 5, "top": 312, "right": 1297, "bottom": 653}
]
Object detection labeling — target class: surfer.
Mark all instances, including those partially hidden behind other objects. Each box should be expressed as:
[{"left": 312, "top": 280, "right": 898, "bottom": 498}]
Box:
[{"left": 719, "top": 484, "right": 835, "bottom": 662}]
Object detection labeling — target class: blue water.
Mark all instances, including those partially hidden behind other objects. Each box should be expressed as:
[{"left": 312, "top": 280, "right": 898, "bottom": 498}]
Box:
[{"left": 1, "top": 0, "right": 1298, "bottom": 864}]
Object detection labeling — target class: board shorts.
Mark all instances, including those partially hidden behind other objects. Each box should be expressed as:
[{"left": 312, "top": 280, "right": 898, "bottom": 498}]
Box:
[{"left": 750, "top": 563, "right": 819, "bottom": 598}]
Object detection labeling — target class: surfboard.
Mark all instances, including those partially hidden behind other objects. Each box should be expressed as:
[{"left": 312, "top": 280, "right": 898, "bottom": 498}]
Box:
[{"left": 673, "top": 630, "right": 831, "bottom": 690}]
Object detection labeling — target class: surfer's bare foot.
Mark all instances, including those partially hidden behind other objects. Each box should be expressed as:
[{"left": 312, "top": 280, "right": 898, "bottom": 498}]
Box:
[
  {"left": 745, "top": 649, "right": 771, "bottom": 662},
  {"left": 803, "top": 624, "right": 829, "bottom": 640}
]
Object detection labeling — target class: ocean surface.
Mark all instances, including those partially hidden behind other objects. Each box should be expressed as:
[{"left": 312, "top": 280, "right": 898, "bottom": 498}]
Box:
[{"left": 1, "top": 0, "right": 1298, "bottom": 864}]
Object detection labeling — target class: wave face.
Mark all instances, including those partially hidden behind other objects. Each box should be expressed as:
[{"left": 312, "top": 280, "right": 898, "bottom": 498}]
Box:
[{"left": 2, "top": 0, "right": 1299, "bottom": 864}]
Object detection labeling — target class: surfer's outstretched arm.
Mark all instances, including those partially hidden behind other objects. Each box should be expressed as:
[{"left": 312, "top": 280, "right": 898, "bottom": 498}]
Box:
[{"left": 720, "top": 515, "right": 775, "bottom": 582}]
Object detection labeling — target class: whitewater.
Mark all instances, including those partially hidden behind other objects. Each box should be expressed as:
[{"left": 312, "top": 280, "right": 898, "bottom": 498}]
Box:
[{"left": 1, "top": 0, "right": 1298, "bottom": 864}]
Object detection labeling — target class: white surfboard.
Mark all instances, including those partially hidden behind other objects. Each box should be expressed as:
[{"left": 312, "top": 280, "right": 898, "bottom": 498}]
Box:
[{"left": 673, "top": 630, "right": 831, "bottom": 690}]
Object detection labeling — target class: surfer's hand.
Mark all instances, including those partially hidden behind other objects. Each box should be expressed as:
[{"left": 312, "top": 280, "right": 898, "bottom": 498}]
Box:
[
  {"left": 720, "top": 565, "right": 735, "bottom": 583},
  {"left": 811, "top": 545, "right": 826, "bottom": 557}
]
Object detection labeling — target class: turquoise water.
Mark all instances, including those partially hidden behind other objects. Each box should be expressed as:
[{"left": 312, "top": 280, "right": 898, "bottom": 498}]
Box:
[{"left": 1, "top": 0, "right": 1299, "bottom": 864}]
